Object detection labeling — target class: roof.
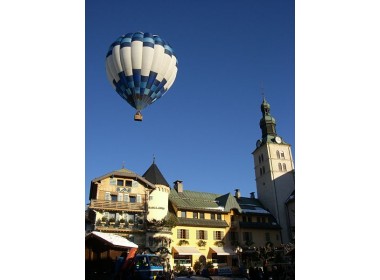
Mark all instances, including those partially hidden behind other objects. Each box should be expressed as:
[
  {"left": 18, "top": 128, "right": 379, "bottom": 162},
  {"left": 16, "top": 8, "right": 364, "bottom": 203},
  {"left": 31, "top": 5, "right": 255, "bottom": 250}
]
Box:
[
  {"left": 170, "top": 190, "right": 241, "bottom": 213},
  {"left": 86, "top": 231, "right": 138, "bottom": 248},
  {"left": 216, "top": 193, "right": 242, "bottom": 213},
  {"left": 236, "top": 197, "right": 271, "bottom": 215},
  {"left": 176, "top": 217, "right": 229, "bottom": 228},
  {"left": 91, "top": 168, "right": 156, "bottom": 189},
  {"left": 142, "top": 162, "right": 170, "bottom": 187}
]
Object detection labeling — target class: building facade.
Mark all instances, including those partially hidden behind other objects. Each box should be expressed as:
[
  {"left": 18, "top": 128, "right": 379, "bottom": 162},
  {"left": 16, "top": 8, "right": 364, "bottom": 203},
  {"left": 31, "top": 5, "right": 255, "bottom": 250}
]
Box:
[{"left": 87, "top": 163, "right": 283, "bottom": 270}]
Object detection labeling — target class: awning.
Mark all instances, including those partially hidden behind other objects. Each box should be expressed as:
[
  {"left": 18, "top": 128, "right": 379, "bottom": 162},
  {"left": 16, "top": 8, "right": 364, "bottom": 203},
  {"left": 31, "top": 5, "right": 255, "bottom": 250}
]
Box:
[
  {"left": 86, "top": 231, "right": 138, "bottom": 248},
  {"left": 209, "top": 246, "right": 236, "bottom": 255},
  {"left": 173, "top": 246, "right": 201, "bottom": 255}
]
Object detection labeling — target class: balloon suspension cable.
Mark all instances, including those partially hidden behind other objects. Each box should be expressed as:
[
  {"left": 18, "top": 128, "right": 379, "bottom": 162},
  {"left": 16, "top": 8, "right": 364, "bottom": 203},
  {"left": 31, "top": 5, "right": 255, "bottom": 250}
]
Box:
[{"left": 134, "top": 111, "right": 143, "bottom": 121}]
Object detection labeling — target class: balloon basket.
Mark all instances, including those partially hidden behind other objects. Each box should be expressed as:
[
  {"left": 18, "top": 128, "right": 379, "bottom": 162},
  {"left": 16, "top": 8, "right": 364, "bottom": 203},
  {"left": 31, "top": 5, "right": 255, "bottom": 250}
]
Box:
[{"left": 134, "top": 112, "right": 143, "bottom": 121}]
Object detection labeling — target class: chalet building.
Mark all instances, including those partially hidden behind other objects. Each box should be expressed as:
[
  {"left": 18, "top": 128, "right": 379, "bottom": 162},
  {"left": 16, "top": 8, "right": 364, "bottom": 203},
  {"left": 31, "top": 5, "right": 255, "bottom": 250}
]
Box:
[{"left": 87, "top": 161, "right": 171, "bottom": 248}]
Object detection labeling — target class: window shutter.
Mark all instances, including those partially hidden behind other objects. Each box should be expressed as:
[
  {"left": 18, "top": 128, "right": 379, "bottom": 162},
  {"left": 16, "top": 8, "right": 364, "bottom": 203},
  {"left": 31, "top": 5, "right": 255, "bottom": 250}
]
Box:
[
  {"left": 221, "top": 231, "right": 224, "bottom": 239},
  {"left": 213, "top": 231, "right": 216, "bottom": 240},
  {"left": 137, "top": 195, "right": 142, "bottom": 203},
  {"left": 186, "top": 230, "right": 189, "bottom": 239},
  {"left": 124, "top": 194, "right": 129, "bottom": 202},
  {"left": 105, "top": 192, "right": 111, "bottom": 201},
  {"left": 205, "top": 231, "right": 208, "bottom": 240},
  {"left": 177, "top": 229, "right": 181, "bottom": 238},
  {"left": 118, "top": 193, "right": 123, "bottom": 201},
  {"left": 196, "top": 230, "right": 199, "bottom": 239}
]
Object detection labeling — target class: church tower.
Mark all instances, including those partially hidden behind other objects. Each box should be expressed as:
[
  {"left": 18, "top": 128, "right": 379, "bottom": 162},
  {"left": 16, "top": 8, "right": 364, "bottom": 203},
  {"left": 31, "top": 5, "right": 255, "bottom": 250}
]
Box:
[{"left": 252, "top": 98, "right": 295, "bottom": 243}]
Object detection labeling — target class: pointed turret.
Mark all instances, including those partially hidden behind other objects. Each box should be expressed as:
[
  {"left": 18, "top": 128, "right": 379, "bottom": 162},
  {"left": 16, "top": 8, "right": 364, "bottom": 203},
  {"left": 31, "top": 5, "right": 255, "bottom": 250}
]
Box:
[{"left": 142, "top": 159, "right": 170, "bottom": 187}]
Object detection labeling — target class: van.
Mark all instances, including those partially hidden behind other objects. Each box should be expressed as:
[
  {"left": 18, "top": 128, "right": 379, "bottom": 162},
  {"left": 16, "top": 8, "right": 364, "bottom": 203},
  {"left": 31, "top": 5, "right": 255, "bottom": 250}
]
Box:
[{"left": 133, "top": 254, "right": 164, "bottom": 280}]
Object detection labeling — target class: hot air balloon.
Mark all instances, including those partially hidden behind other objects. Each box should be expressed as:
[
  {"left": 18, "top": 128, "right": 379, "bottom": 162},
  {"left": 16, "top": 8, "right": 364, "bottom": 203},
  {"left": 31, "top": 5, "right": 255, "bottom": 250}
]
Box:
[{"left": 105, "top": 32, "right": 178, "bottom": 121}]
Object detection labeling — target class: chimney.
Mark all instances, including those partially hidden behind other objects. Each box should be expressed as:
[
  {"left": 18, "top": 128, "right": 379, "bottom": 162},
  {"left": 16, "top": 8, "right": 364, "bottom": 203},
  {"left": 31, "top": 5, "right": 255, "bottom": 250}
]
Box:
[
  {"left": 174, "top": 180, "right": 183, "bottom": 193},
  {"left": 234, "top": 189, "right": 241, "bottom": 199},
  {"left": 250, "top": 192, "right": 255, "bottom": 199}
]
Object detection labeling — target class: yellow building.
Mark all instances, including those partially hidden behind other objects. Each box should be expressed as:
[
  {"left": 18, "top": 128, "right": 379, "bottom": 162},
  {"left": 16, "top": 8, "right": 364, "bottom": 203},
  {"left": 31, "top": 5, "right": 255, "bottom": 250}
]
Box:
[{"left": 168, "top": 180, "right": 241, "bottom": 270}]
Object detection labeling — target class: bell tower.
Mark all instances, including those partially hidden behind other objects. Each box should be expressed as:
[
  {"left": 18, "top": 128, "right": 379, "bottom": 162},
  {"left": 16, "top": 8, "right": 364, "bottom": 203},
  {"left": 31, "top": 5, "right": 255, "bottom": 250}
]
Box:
[{"left": 252, "top": 97, "right": 295, "bottom": 243}]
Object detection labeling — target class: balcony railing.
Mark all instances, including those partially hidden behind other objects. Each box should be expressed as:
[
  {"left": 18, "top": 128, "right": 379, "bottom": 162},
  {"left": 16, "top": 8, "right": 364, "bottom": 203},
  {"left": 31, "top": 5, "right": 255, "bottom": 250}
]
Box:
[{"left": 89, "top": 199, "right": 145, "bottom": 212}]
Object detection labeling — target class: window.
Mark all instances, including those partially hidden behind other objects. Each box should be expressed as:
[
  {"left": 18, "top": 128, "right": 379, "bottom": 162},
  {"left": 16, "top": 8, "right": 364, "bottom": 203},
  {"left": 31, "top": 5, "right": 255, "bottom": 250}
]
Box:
[
  {"left": 213, "top": 231, "right": 224, "bottom": 240},
  {"left": 193, "top": 212, "right": 198, "bottom": 219},
  {"left": 243, "top": 232, "right": 252, "bottom": 242},
  {"left": 242, "top": 216, "right": 247, "bottom": 222},
  {"left": 210, "top": 213, "right": 215, "bottom": 220},
  {"left": 280, "top": 151, "right": 285, "bottom": 159},
  {"left": 109, "top": 212, "right": 116, "bottom": 220},
  {"left": 258, "top": 156, "right": 261, "bottom": 164},
  {"left": 262, "top": 166, "right": 265, "bottom": 174},
  {"left": 181, "top": 211, "right": 186, "bottom": 218},
  {"left": 217, "top": 214, "right": 222, "bottom": 220},
  {"left": 177, "top": 229, "right": 189, "bottom": 239},
  {"left": 196, "top": 230, "right": 207, "bottom": 240},
  {"left": 283, "top": 163, "right": 287, "bottom": 171},
  {"left": 260, "top": 168, "right": 262, "bottom": 176},
  {"left": 265, "top": 232, "right": 271, "bottom": 242},
  {"left": 125, "top": 180, "right": 132, "bottom": 187},
  {"left": 105, "top": 192, "right": 111, "bottom": 201},
  {"left": 276, "top": 150, "right": 280, "bottom": 159},
  {"left": 117, "top": 179, "right": 124, "bottom": 186},
  {"left": 278, "top": 163, "right": 283, "bottom": 171},
  {"left": 129, "top": 196, "right": 136, "bottom": 203},
  {"left": 200, "top": 212, "right": 205, "bottom": 219},
  {"left": 149, "top": 195, "right": 153, "bottom": 201},
  {"left": 111, "top": 195, "right": 117, "bottom": 201}
]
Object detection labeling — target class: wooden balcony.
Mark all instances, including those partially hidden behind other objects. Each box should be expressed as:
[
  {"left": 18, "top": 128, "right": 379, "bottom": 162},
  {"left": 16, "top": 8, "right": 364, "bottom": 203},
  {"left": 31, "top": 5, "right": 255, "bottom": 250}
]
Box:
[{"left": 89, "top": 199, "right": 145, "bottom": 212}]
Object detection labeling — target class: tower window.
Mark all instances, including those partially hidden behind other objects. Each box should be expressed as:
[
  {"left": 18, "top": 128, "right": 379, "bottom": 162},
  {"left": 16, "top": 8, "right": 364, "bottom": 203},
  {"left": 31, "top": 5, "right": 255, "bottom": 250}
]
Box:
[
  {"left": 262, "top": 166, "right": 265, "bottom": 174},
  {"left": 283, "top": 163, "right": 287, "bottom": 171},
  {"left": 280, "top": 151, "right": 285, "bottom": 159},
  {"left": 276, "top": 151, "right": 280, "bottom": 159},
  {"left": 278, "top": 163, "right": 283, "bottom": 171}
]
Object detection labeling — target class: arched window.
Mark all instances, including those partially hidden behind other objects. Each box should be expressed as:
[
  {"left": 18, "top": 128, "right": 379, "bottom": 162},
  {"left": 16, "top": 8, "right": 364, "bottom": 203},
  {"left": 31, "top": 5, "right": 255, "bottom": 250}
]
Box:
[
  {"left": 276, "top": 151, "right": 280, "bottom": 159},
  {"left": 283, "top": 163, "right": 287, "bottom": 171},
  {"left": 280, "top": 151, "right": 285, "bottom": 159},
  {"left": 278, "top": 163, "right": 283, "bottom": 171}
]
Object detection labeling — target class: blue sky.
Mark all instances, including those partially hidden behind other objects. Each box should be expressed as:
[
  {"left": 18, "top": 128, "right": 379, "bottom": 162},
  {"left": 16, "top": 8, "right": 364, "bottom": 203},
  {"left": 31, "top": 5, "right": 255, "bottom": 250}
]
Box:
[
  {"left": 86, "top": 0, "right": 295, "bottom": 203},
  {"left": 2, "top": 1, "right": 380, "bottom": 278}
]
